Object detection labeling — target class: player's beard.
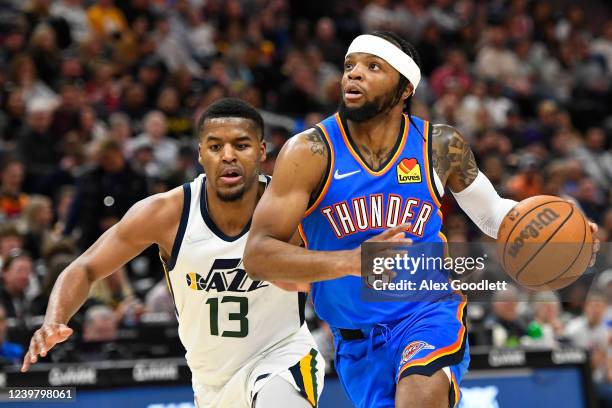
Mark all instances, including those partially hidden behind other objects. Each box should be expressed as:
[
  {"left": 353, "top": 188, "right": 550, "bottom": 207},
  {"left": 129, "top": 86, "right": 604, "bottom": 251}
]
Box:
[
  {"left": 216, "top": 186, "right": 246, "bottom": 202},
  {"left": 339, "top": 85, "right": 403, "bottom": 123},
  {"left": 216, "top": 173, "right": 257, "bottom": 202}
]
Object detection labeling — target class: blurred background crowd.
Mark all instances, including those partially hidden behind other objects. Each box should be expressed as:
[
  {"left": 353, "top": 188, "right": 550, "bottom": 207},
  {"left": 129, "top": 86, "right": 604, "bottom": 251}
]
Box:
[{"left": 0, "top": 0, "right": 610, "bottom": 400}]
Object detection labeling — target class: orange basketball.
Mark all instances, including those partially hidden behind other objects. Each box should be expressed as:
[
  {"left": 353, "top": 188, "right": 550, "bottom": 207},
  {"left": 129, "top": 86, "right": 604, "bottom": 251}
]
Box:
[{"left": 496, "top": 195, "right": 593, "bottom": 291}]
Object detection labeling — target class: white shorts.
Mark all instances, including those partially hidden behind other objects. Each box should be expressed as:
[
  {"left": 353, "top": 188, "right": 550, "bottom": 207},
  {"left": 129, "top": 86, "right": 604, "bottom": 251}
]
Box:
[{"left": 193, "top": 325, "right": 325, "bottom": 408}]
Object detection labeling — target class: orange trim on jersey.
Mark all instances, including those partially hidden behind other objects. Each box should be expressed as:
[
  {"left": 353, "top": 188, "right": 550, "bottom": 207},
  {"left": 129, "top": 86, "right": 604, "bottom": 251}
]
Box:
[
  {"left": 423, "top": 121, "right": 442, "bottom": 208},
  {"left": 451, "top": 371, "right": 461, "bottom": 407},
  {"left": 335, "top": 113, "right": 409, "bottom": 177},
  {"left": 398, "top": 296, "right": 467, "bottom": 375},
  {"left": 304, "top": 124, "right": 335, "bottom": 217},
  {"left": 438, "top": 231, "right": 449, "bottom": 258},
  {"left": 298, "top": 223, "right": 309, "bottom": 249}
]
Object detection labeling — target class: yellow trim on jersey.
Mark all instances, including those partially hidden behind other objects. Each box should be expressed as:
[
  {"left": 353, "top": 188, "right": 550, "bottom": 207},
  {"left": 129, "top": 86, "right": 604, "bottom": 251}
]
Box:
[
  {"left": 336, "top": 113, "right": 409, "bottom": 177},
  {"left": 298, "top": 223, "right": 309, "bottom": 249},
  {"left": 451, "top": 371, "right": 461, "bottom": 407},
  {"left": 159, "top": 254, "right": 179, "bottom": 316},
  {"left": 299, "top": 351, "right": 318, "bottom": 407},
  {"left": 422, "top": 121, "right": 442, "bottom": 208},
  {"left": 304, "top": 124, "right": 335, "bottom": 217}
]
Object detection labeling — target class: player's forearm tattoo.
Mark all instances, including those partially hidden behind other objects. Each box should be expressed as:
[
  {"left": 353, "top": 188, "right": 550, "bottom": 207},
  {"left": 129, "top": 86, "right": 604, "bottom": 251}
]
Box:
[
  {"left": 304, "top": 130, "right": 326, "bottom": 156},
  {"left": 431, "top": 124, "right": 478, "bottom": 189}
]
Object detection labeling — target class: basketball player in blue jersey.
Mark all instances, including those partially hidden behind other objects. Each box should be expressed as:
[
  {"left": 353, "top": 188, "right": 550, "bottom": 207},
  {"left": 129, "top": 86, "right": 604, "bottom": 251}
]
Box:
[
  {"left": 244, "top": 32, "right": 600, "bottom": 408},
  {"left": 20, "top": 98, "right": 324, "bottom": 408}
]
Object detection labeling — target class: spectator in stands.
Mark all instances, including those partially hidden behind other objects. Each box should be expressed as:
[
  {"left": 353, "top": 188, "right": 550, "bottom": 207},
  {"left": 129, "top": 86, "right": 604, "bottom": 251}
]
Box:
[
  {"left": 144, "top": 280, "right": 175, "bottom": 319},
  {"left": 524, "top": 292, "right": 565, "bottom": 348},
  {"left": 51, "top": 81, "right": 86, "bottom": 138},
  {"left": 21, "top": 195, "right": 54, "bottom": 260},
  {"left": 591, "top": 20, "right": 612, "bottom": 75},
  {"left": 89, "top": 266, "right": 136, "bottom": 311},
  {"left": 430, "top": 49, "right": 472, "bottom": 98},
  {"left": 78, "top": 105, "right": 108, "bottom": 142},
  {"left": 476, "top": 25, "right": 520, "bottom": 82},
  {"left": 17, "top": 98, "right": 61, "bottom": 188},
  {"left": 485, "top": 286, "right": 528, "bottom": 348},
  {"left": 128, "top": 111, "right": 178, "bottom": 177},
  {"left": 86, "top": 0, "right": 128, "bottom": 40},
  {"left": 505, "top": 154, "right": 544, "bottom": 201},
  {"left": 314, "top": 17, "right": 345, "bottom": 67},
  {"left": 0, "top": 88, "right": 26, "bottom": 146},
  {"left": 50, "top": 0, "right": 91, "bottom": 44},
  {"left": 0, "top": 225, "right": 23, "bottom": 265},
  {"left": 156, "top": 86, "right": 193, "bottom": 139},
  {"left": 0, "top": 250, "right": 34, "bottom": 321},
  {"left": 82, "top": 304, "right": 118, "bottom": 342},
  {"left": 28, "top": 23, "right": 61, "bottom": 89},
  {"left": 0, "top": 304, "right": 24, "bottom": 365},
  {"left": 0, "top": 159, "right": 28, "bottom": 219},
  {"left": 64, "top": 138, "right": 149, "bottom": 250},
  {"left": 566, "top": 290, "right": 609, "bottom": 382},
  {"left": 572, "top": 127, "right": 612, "bottom": 190},
  {"left": 9, "top": 54, "right": 59, "bottom": 108},
  {"left": 31, "top": 253, "right": 75, "bottom": 316}
]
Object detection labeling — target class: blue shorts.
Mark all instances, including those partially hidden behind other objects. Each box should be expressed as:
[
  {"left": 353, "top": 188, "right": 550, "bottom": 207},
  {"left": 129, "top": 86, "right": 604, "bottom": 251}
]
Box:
[{"left": 332, "top": 300, "right": 470, "bottom": 408}]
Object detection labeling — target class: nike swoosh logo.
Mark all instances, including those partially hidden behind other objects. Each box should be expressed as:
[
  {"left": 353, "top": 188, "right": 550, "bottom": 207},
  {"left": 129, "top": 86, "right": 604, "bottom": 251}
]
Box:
[{"left": 333, "top": 169, "right": 361, "bottom": 180}]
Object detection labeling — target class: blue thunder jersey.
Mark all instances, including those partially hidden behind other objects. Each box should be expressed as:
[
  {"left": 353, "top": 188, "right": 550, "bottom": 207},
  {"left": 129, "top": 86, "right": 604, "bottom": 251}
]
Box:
[{"left": 300, "top": 112, "right": 455, "bottom": 330}]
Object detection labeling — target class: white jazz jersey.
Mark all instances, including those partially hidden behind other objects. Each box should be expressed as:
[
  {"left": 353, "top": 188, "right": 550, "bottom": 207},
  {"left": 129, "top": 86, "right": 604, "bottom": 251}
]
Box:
[{"left": 163, "top": 174, "right": 311, "bottom": 389}]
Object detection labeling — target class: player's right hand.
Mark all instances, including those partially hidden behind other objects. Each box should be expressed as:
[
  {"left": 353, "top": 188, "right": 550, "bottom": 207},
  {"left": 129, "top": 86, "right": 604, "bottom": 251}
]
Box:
[
  {"left": 348, "top": 224, "right": 413, "bottom": 276},
  {"left": 21, "top": 323, "right": 73, "bottom": 372}
]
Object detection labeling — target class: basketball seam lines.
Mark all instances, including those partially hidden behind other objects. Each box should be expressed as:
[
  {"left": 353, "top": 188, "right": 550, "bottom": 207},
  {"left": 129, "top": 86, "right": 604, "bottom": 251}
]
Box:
[
  {"left": 529, "top": 212, "right": 588, "bottom": 287},
  {"left": 501, "top": 200, "right": 567, "bottom": 271},
  {"left": 514, "top": 204, "right": 574, "bottom": 282}
]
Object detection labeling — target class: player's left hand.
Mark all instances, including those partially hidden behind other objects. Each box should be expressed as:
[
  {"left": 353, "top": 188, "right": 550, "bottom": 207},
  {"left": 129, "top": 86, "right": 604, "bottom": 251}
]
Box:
[{"left": 589, "top": 222, "right": 600, "bottom": 267}]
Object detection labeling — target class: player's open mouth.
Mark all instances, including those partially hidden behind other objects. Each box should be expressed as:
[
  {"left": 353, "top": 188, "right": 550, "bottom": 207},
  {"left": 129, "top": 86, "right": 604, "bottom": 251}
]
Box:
[
  {"left": 219, "top": 168, "right": 243, "bottom": 184},
  {"left": 344, "top": 85, "right": 363, "bottom": 101}
]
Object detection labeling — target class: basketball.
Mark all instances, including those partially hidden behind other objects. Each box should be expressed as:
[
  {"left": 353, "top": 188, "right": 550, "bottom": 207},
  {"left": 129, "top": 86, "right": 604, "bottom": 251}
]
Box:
[{"left": 497, "top": 195, "right": 593, "bottom": 291}]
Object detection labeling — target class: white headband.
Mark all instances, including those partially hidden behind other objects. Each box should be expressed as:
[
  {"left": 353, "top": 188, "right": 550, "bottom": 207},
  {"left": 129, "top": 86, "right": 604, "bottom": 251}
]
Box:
[{"left": 346, "top": 34, "right": 421, "bottom": 92}]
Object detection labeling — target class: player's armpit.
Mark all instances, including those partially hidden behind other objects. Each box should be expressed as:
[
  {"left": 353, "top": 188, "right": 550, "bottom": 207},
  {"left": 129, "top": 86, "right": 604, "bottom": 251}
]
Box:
[{"left": 430, "top": 124, "right": 479, "bottom": 192}]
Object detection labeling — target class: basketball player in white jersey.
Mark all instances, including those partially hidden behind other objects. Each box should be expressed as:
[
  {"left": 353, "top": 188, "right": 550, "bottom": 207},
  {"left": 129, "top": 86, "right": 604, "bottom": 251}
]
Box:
[{"left": 20, "top": 98, "right": 324, "bottom": 408}]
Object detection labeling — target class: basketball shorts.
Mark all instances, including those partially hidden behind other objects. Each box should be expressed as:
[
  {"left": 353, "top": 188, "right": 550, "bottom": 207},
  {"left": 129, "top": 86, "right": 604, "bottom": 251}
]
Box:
[
  {"left": 193, "top": 325, "right": 325, "bottom": 408},
  {"left": 332, "top": 299, "right": 469, "bottom": 408}
]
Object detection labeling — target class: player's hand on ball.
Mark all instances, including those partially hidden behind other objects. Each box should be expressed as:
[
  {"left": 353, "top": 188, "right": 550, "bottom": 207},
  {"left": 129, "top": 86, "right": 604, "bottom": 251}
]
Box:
[
  {"left": 349, "top": 224, "right": 413, "bottom": 277},
  {"left": 21, "top": 323, "right": 73, "bottom": 372},
  {"left": 588, "top": 222, "right": 600, "bottom": 267}
]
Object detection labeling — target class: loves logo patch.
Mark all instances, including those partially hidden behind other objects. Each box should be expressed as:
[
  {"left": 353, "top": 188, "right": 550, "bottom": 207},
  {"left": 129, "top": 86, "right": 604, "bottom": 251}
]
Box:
[
  {"left": 397, "top": 158, "right": 421, "bottom": 184},
  {"left": 400, "top": 341, "right": 435, "bottom": 365}
]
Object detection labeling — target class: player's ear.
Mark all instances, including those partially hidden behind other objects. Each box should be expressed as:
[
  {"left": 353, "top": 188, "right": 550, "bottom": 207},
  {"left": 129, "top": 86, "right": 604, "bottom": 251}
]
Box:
[
  {"left": 259, "top": 140, "right": 267, "bottom": 162},
  {"left": 197, "top": 142, "right": 204, "bottom": 166},
  {"left": 402, "top": 83, "right": 414, "bottom": 100}
]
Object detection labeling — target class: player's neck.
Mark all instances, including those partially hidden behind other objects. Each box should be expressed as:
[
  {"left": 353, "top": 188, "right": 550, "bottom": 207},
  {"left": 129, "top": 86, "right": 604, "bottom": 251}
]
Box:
[
  {"left": 346, "top": 106, "right": 403, "bottom": 153},
  {"left": 206, "top": 182, "right": 262, "bottom": 236}
]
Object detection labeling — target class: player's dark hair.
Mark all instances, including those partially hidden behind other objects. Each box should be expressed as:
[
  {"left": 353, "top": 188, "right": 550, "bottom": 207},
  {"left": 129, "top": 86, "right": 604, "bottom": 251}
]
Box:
[
  {"left": 196, "top": 97, "right": 264, "bottom": 140},
  {"left": 371, "top": 31, "right": 424, "bottom": 140}
]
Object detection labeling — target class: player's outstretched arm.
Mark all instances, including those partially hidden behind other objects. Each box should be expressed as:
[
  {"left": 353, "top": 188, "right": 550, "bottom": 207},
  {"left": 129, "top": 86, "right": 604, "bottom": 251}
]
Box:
[
  {"left": 244, "top": 128, "right": 354, "bottom": 282},
  {"left": 21, "top": 189, "right": 182, "bottom": 372},
  {"left": 433, "top": 124, "right": 598, "bottom": 261}
]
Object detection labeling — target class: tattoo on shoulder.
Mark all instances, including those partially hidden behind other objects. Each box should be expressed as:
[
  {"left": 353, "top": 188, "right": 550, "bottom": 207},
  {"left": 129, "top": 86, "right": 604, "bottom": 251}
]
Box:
[
  {"left": 304, "top": 129, "right": 326, "bottom": 156},
  {"left": 431, "top": 124, "right": 478, "bottom": 190}
]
